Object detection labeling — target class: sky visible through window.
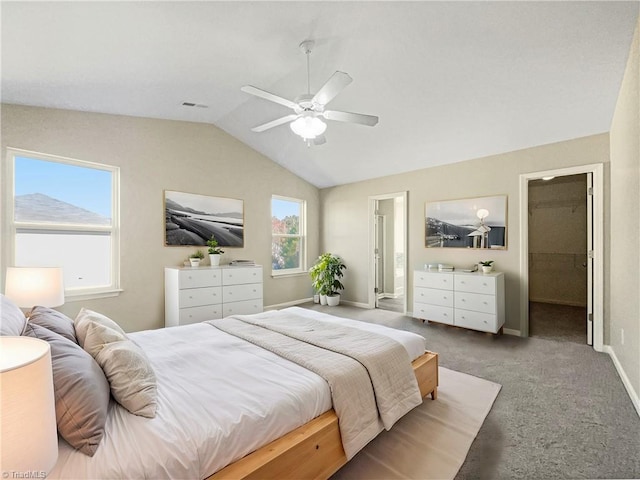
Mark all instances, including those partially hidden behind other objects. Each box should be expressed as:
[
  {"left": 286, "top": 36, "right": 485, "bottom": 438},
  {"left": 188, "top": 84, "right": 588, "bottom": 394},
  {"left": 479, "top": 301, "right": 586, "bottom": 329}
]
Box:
[
  {"left": 272, "top": 198, "right": 300, "bottom": 220},
  {"left": 15, "top": 156, "right": 112, "bottom": 217}
]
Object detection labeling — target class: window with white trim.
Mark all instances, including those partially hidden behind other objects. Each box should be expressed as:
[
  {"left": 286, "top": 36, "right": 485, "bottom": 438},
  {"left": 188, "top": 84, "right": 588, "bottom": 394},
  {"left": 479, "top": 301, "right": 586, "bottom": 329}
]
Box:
[
  {"left": 271, "top": 195, "right": 306, "bottom": 275},
  {"left": 7, "top": 149, "right": 120, "bottom": 299}
]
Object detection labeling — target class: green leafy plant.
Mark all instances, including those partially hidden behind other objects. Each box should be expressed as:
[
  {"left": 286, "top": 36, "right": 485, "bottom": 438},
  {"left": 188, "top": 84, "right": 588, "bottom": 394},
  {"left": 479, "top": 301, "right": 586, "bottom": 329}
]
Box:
[
  {"left": 206, "top": 235, "right": 224, "bottom": 255},
  {"left": 479, "top": 260, "right": 494, "bottom": 266},
  {"left": 309, "top": 253, "right": 346, "bottom": 296},
  {"left": 190, "top": 249, "right": 205, "bottom": 259}
]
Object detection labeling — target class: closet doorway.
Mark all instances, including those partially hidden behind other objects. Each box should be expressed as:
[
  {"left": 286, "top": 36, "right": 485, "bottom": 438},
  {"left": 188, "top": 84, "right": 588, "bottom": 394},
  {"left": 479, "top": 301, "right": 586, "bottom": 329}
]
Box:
[
  {"left": 519, "top": 164, "right": 604, "bottom": 351},
  {"left": 528, "top": 174, "right": 588, "bottom": 344},
  {"left": 368, "top": 192, "right": 407, "bottom": 313}
]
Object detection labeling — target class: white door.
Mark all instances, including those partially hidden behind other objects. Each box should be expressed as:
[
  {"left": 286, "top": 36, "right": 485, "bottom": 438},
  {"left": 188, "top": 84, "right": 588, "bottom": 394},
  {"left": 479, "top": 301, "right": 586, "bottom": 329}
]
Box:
[{"left": 586, "top": 172, "right": 594, "bottom": 346}]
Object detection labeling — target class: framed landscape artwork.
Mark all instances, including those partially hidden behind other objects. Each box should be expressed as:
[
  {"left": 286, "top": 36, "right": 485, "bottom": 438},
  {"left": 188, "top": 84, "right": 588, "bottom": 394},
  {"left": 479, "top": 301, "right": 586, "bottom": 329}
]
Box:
[
  {"left": 425, "top": 195, "right": 507, "bottom": 249},
  {"left": 164, "top": 190, "right": 244, "bottom": 247}
]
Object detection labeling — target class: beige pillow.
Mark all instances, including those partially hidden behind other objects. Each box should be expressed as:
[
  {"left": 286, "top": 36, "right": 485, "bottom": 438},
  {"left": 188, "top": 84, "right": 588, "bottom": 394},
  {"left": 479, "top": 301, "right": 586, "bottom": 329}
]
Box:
[
  {"left": 74, "top": 308, "right": 127, "bottom": 348},
  {"left": 83, "top": 321, "right": 157, "bottom": 418}
]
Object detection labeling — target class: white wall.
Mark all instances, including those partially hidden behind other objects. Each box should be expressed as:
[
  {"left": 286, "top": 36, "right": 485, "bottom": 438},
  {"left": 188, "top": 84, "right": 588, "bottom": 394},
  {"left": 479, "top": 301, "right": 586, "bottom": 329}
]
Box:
[
  {"left": 320, "top": 133, "right": 610, "bottom": 333},
  {"left": 1, "top": 104, "right": 320, "bottom": 332},
  {"left": 609, "top": 16, "right": 640, "bottom": 403}
]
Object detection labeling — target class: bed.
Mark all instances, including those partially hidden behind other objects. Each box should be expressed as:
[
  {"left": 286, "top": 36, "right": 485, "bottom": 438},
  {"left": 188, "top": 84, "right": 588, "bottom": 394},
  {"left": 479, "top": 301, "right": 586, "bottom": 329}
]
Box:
[{"left": 22, "top": 304, "right": 438, "bottom": 479}]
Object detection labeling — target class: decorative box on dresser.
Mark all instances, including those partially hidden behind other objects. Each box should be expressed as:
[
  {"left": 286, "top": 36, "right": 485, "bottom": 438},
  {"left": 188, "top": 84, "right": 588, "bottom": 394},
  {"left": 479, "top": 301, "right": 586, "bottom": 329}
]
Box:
[
  {"left": 413, "top": 270, "right": 505, "bottom": 334},
  {"left": 165, "top": 266, "right": 263, "bottom": 327}
]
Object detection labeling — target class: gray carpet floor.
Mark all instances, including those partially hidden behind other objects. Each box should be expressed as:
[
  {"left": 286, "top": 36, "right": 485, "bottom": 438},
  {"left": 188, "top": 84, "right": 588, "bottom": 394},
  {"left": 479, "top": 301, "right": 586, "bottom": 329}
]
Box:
[
  {"left": 300, "top": 303, "right": 640, "bottom": 480},
  {"left": 530, "top": 302, "right": 587, "bottom": 345}
]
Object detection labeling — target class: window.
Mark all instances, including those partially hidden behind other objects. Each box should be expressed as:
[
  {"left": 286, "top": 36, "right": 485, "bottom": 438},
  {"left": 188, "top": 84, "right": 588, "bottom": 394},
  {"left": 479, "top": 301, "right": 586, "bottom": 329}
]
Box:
[
  {"left": 271, "top": 195, "right": 306, "bottom": 275},
  {"left": 7, "top": 149, "right": 120, "bottom": 299}
]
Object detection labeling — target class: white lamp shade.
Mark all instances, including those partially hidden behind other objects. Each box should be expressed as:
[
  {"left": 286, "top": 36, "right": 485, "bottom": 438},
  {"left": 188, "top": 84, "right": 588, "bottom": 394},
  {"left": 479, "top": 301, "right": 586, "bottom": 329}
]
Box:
[
  {"left": 5, "top": 267, "right": 64, "bottom": 308},
  {"left": 290, "top": 115, "right": 327, "bottom": 139},
  {"left": 0, "top": 336, "right": 58, "bottom": 473}
]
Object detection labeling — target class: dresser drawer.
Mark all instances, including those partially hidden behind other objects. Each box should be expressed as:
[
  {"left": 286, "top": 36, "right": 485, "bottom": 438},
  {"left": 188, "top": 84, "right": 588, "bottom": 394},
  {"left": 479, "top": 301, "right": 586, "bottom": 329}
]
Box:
[
  {"left": 455, "top": 291, "right": 496, "bottom": 314},
  {"left": 179, "top": 269, "right": 222, "bottom": 289},
  {"left": 223, "top": 267, "right": 262, "bottom": 285},
  {"left": 223, "top": 299, "right": 263, "bottom": 316},
  {"left": 223, "top": 283, "right": 263, "bottom": 303},
  {"left": 178, "top": 305, "right": 222, "bottom": 325},
  {"left": 413, "top": 302, "right": 454, "bottom": 325},
  {"left": 454, "top": 275, "right": 496, "bottom": 295},
  {"left": 415, "top": 287, "right": 454, "bottom": 307},
  {"left": 414, "top": 272, "right": 454, "bottom": 290},
  {"left": 178, "top": 286, "right": 222, "bottom": 308},
  {"left": 455, "top": 309, "right": 499, "bottom": 333}
]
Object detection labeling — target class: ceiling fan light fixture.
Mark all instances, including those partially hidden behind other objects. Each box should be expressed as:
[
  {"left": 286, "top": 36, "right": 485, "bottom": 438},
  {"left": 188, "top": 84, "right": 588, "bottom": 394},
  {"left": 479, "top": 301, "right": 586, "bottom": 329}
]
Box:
[{"left": 290, "top": 114, "right": 327, "bottom": 140}]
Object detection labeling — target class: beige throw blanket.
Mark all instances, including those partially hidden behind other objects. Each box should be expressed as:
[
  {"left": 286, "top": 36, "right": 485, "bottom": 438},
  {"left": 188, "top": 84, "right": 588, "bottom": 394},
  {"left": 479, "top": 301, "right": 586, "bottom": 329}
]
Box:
[{"left": 207, "top": 311, "right": 422, "bottom": 459}]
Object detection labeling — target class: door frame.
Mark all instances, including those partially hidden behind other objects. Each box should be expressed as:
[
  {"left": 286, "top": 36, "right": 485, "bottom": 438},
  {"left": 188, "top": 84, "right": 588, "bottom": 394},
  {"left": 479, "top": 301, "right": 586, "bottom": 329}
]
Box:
[
  {"left": 368, "top": 191, "right": 408, "bottom": 312},
  {"left": 519, "top": 163, "right": 604, "bottom": 351}
]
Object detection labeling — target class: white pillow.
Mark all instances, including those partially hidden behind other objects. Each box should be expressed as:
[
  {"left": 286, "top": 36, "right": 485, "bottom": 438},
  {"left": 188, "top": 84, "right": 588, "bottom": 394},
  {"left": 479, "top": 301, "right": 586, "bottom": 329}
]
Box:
[
  {"left": 74, "top": 307, "right": 127, "bottom": 348},
  {"left": 83, "top": 321, "right": 157, "bottom": 418}
]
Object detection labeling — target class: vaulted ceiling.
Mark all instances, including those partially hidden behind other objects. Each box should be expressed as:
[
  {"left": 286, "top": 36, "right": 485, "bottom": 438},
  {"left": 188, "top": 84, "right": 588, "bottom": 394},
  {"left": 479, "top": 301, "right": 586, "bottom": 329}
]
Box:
[{"left": 2, "top": 2, "right": 638, "bottom": 188}]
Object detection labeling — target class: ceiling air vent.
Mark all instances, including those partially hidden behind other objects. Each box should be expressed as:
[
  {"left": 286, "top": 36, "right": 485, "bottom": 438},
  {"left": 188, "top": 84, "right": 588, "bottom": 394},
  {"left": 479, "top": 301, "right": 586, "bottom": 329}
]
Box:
[{"left": 182, "top": 102, "right": 208, "bottom": 108}]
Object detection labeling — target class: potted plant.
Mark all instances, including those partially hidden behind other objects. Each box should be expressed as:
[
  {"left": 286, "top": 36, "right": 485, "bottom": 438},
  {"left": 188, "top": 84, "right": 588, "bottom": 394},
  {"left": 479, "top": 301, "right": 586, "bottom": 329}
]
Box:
[
  {"left": 480, "top": 260, "right": 494, "bottom": 273},
  {"left": 309, "top": 253, "right": 346, "bottom": 306},
  {"left": 189, "top": 249, "right": 205, "bottom": 267},
  {"left": 206, "top": 235, "right": 225, "bottom": 266}
]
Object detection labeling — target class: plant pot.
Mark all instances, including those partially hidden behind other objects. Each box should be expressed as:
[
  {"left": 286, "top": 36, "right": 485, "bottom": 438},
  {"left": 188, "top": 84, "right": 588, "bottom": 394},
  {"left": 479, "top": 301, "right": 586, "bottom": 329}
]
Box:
[
  {"left": 313, "top": 294, "right": 320, "bottom": 304},
  {"left": 189, "top": 258, "right": 201, "bottom": 267},
  {"left": 320, "top": 294, "right": 327, "bottom": 305},
  {"left": 482, "top": 265, "right": 493, "bottom": 273},
  {"left": 326, "top": 294, "right": 340, "bottom": 306},
  {"left": 209, "top": 254, "right": 221, "bottom": 266}
]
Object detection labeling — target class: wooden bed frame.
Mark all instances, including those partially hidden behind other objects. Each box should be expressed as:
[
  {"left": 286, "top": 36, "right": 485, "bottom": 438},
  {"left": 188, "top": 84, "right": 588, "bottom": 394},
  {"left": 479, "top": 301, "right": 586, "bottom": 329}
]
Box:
[{"left": 209, "top": 351, "right": 438, "bottom": 480}]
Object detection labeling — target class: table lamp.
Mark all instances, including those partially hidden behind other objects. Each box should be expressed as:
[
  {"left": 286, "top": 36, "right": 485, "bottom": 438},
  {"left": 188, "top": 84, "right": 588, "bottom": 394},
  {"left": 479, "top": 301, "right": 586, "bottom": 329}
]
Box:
[
  {"left": 0, "top": 336, "right": 58, "bottom": 474},
  {"left": 4, "top": 267, "right": 64, "bottom": 313}
]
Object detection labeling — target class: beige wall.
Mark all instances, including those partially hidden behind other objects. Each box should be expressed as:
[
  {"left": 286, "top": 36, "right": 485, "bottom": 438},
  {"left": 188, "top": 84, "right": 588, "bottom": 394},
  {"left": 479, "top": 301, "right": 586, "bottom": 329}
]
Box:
[
  {"left": 320, "top": 133, "right": 610, "bottom": 332},
  {"left": 610, "top": 17, "right": 640, "bottom": 398},
  {"left": 1, "top": 105, "right": 319, "bottom": 332},
  {"left": 528, "top": 175, "right": 587, "bottom": 307}
]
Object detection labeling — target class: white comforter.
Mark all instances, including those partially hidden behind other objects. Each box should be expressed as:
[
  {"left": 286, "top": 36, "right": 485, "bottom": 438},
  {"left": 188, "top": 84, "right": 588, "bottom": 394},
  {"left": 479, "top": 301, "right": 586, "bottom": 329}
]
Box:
[{"left": 49, "top": 307, "right": 426, "bottom": 479}]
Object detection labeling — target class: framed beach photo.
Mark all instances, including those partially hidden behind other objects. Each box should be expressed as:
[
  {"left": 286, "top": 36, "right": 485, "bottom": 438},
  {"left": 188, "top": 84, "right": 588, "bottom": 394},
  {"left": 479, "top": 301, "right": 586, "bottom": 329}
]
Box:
[
  {"left": 425, "top": 195, "right": 507, "bottom": 249},
  {"left": 164, "top": 190, "right": 244, "bottom": 247}
]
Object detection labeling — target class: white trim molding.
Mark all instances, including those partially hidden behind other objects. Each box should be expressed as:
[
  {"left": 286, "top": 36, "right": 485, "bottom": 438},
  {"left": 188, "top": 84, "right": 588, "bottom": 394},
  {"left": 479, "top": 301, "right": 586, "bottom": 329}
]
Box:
[
  {"left": 265, "top": 298, "right": 313, "bottom": 310},
  {"left": 604, "top": 346, "right": 640, "bottom": 418},
  {"left": 503, "top": 328, "right": 522, "bottom": 336}
]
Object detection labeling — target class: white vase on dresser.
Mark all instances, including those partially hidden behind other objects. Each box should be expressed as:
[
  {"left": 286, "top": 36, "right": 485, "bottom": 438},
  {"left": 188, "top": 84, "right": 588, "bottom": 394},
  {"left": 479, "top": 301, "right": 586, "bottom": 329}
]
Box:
[
  {"left": 164, "top": 266, "right": 263, "bottom": 327},
  {"left": 413, "top": 269, "right": 505, "bottom": 334}
]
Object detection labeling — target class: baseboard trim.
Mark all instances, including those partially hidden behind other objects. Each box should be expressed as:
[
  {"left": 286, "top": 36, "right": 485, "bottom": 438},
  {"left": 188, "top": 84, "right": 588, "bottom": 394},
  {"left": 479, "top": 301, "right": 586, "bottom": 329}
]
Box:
[
  {"left": 503, "top": 328, "right": 522, "bottom": 336},
  {"left": 603, "top": 345, "right": 640, "bottom": 418},
  {"left": 265, "top": 298, "right": 312, "bottom": 310},
  {"left": 341, "top": 300, "right": 371, "bottom": 309}
]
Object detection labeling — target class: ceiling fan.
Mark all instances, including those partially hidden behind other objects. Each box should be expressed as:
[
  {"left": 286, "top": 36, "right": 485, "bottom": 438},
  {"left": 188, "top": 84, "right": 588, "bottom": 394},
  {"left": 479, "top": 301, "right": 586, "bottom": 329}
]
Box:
[{"left": 241, "top": 40, "right": 379, "bottom": 146}]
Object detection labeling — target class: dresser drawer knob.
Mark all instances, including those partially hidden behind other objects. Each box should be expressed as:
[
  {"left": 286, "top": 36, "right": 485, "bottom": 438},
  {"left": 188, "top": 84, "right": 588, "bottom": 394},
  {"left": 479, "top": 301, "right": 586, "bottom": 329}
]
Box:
[{"left": 443, "top": 313, "right": 448, "bottom": 316}]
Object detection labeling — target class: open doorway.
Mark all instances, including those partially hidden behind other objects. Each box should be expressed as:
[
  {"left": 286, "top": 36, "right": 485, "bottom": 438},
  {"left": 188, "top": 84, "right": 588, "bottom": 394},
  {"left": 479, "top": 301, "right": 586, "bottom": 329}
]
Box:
[
  {"left": 528, "top": 174, "right": 588, "bottom": 344},
  {"left": 519, "top": 164, "right": 603, "bottom": 351},
  {"left": 368, "top": 192, "right": 407, "bottom": 313}
]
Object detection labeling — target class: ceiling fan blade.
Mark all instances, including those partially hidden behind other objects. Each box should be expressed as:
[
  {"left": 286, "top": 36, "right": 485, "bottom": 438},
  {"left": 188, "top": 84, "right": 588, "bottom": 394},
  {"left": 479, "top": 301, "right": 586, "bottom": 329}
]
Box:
[
  {"left": 312, "top": 71, "right": 353, "bottom": 106},
  {"left": 323, "top": 110, "right": 379, "bottom": 127},
  {"left": 313, "top": 135, "right": 327, "bottom": 146},
  {"left": 241, "top": 85, "right": 299, "bottom": 110},
  {"left": 251, "top": 114, "right": 299, "bottom": 133}
]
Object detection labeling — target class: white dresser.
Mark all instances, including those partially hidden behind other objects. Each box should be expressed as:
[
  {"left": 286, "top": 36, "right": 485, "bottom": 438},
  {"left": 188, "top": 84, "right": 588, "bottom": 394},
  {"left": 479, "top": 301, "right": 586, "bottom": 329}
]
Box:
[
  {"left": 164, "top": 266, "right": 263, "bottom": 327},
  {"left": 413, "top": 270, "right": 505, "bottom": 334}
]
